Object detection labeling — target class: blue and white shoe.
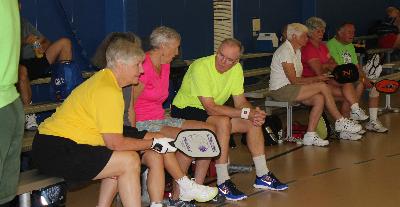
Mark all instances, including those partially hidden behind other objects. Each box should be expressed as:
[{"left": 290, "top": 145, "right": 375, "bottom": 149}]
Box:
[
  {"left": 253, "top": 172, "right": 288, "bottom": 191},
  {"left": 217, "top": 179, "right": 247, "bottom": 201}
]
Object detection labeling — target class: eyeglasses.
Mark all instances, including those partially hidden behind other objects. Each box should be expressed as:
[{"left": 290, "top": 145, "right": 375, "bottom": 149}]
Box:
[{"left": 217, "top": 52, "right": 239, "bottom": 65}]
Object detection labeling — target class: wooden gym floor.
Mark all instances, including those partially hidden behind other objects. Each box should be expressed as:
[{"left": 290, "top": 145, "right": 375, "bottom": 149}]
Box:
[{"left": 66, "top": 94, "right": 400, "bottom": 207}]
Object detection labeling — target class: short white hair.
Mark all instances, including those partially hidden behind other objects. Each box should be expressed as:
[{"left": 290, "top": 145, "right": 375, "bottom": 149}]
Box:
[
  {"left": 286, "top": 23, "right": 308, "bottom": 40},
  {"left": 150, "top": 26, "right": 181, "bottom": 49},
  {"left": 106, "top": 38, "right": 144, "bottom": 69}
]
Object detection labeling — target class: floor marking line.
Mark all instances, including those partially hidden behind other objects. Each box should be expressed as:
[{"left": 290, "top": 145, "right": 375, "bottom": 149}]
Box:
[
  {"left": 353, "top": 158, "right": 375, "bottom": 165},
  {"left": 313, "top": 168, "right": 340, "bottom": 176}
]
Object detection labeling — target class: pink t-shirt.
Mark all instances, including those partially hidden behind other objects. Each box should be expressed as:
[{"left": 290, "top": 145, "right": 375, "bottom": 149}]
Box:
[
  {"left": 301, "top": 40, "right": 330, "bottom": 77},
  {"left": 134, "top": 53, "right": 170, "bottom": 121}
]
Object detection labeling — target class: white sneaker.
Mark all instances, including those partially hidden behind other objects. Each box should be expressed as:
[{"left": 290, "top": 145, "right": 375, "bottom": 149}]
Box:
[
  {"left": 150, "top": 202, "right": 163, "bottom": 207},
  {"left": 179, "top": 177, "right": 218, "bottom": 202},
  {"left": 365, "top": 120, "right": 388, "bottom": 133},
  {"left": 350, "top": 107, "right": 369, "bottom": 121},
  {"left": 357, "top": 129, "right": 366, "bottom": 135},
  {"left": 303, "top": 133, "right": 329, "bottom": 146},
  {"left": 335, "top": 118, "right": 362, "bottom": 133},
  {"left": 339, "top": 131, "right": 362, "bottom": 140},
  {"left": 25, "top": 113, "right": 38, "bottom": 131}
]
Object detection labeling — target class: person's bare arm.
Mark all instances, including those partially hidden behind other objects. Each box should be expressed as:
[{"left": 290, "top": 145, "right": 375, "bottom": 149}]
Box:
[
  {"left": 102, "top": 133, "right": 153, "bottom": 151},
  {"left": 308, "top": 57, "right": 337, "bottom": 75},
  {"left": 282, "top": 62, "right": 328, "bottom": 85},
  {"left": 199, "top": 94, "right": 266, "bottom": 126}
]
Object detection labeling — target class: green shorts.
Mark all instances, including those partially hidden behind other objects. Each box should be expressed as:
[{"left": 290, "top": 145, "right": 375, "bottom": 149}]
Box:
[{"left": 269, "top": 84, "right": 301, "bottom": 102}]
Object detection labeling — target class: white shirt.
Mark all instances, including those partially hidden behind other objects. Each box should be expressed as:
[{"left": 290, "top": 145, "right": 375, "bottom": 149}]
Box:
[{"left": 269, "top": 40, "right": 303, "bottom": 90}]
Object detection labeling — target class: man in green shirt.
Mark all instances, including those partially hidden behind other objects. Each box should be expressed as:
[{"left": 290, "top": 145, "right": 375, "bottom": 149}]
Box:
[
  {"left": 327, "top": 23, "right": 388, "bottom": 133},
  {"left": 0, "top": 1, "right": 24, "bottom": 206},
  {"left": 171, "top": 38, "right": 288, "bottom": 201}
]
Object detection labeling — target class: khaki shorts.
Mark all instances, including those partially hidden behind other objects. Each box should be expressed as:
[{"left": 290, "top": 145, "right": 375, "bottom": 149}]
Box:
[{"left": 269, "top": 84, "right": 301, "bottom": 102}]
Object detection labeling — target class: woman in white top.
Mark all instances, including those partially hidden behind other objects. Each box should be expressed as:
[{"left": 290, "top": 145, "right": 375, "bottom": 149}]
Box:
[{"left": 269, "top": 23, "right": 362, "bottom": 146}]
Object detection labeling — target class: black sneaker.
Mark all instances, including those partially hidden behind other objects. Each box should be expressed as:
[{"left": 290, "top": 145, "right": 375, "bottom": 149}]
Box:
[
  {"left": 207, "top": 192, "right": 226, "bottom": 204},
  {"left": 168, "top": 198, "right": 197, "bottom": 207},
  {"left": 217, "top": 179, "right": 247, "bottom": 201}
]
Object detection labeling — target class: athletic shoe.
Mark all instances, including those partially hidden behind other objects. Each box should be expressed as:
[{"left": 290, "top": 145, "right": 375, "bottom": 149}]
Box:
[
  {"left": 167, "top": 199, "right": 197, "bottom": 207},
  {"left": 335, "top": 118, "right": 362, "bottom": 133},
  {"left": 206, "top": 192, "right": 226, "bottom": 204},
  {"left": 350, "top": 107, "right": 369, "bottom": 121},
  {"left": 357, "top": 129, "right": 366, "bottom": 135},
  {"left": 339, "top": 131, "right": 362, "bottom": 140},
  {"left": 150, "top": 202, "right": 165, "bottom": 207},
  {"left": 303, "top": 133, "right": 329, "bottom": 146},
  {"left": 365, "top": 120, "right": 389, "bottom": 133},
  {"left": 217, "top": 179, "right": 247, "bottom": 201},
  {"left": 179, "top": 179, "right": 218, "bottom": 202},
  {"left": 25, "top": 113, "right": 38, "bottom": 131},
  {"left": 253, "top": 172, "right": 288, "bottom": 191}
]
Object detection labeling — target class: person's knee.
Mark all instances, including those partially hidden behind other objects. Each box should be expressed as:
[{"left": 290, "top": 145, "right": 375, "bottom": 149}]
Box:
[
  {"left": 59, "top": 37, "right": 72, "bottom": 49},
  {"left": 212, "top": 116, "right": 231, "bottom": 131},
  {"left": 144, "top": 151, "right": 164, "bottom": 168},
  {"left": 122, "top": 151, "right": 141, "bottom": 172},
  {"left": 311, "top": 94, "right": 324, "bottom": 107},
  {"left": 318, "top": 82, "right": 330, "bottom": 93}
]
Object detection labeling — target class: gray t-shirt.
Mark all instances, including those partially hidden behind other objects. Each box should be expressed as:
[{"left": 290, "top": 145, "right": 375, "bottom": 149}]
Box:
[{"left": 21, "top": 18, "right": 43, "bottom": 60}]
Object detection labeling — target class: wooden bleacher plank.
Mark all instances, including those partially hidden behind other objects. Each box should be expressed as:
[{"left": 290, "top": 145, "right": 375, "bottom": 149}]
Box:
[
  {"left": 240, "top": 53, "right": 273, "bottom": 59},
  {"left": 24, "top": 102, "right": 61, "bottom": 114},
  {"left": 366, "top": 48, "right": 394, "bottom": 55},
  {"left": 17, "top": 169, "right": 64, "bottom": 195},
  {"left": 30, "top": 70, "right": 96, "bottom": 85},
  {"left": 243, "top": 67, "right": 270, "bottom": 78},
  {"left": 30, "top": 77, "right": 51, "bottom": 85},
  {"left": 354, "top": 35, "right": 378, "bottom": 41},
  {"left": 378, "top": 71, "right": 400, "bottom": 81}
]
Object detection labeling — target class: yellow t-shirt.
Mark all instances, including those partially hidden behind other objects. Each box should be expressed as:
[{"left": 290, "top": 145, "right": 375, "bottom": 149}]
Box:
[
  {"left": 172, "top": 55, "right": 244, "bottom": 110},
  {"left": 39, "top": 69, "right": 124, "bottom": 146}
]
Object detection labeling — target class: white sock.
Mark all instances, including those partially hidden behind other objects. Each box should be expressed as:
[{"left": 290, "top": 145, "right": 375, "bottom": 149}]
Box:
[
  {"left": 176, "top": 176, "right": 191, "bottom": 188},
  {"left": 369, "top": 108, "right": 378, "bottom": 121},
  {"left": 336, "top": 117, "right": 344, "bottom": 122},
  {"left": 150, "top": 202, "right": 163, "bottom": 207},
  {"left": 253, "top": 155, "right": 269, "bottom": 177},
  {"left": 305, "top": 131, "right": 317, "bottom": 135},
  {"left": 350, "top": 103, "right": 360, "bottom": 111},
  {"left": 215, "top": 163, "right": 230, "bottom": 185}
]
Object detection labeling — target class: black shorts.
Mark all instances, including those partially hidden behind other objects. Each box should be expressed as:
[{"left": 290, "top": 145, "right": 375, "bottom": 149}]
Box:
[
  {"left": 20, "top": 55, "right": 51, "bottom": 80},
  {"left": 171, "top": 105, "right": 209, "bottom": 122},
  {"left": 32, "top": 133, "right": 113, "bottom": 182}
]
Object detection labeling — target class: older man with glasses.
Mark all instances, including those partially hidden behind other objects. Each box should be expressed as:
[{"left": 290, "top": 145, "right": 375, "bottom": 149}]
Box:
[{"left": 171, "top": 38, "right": 288, "bottom": 201}]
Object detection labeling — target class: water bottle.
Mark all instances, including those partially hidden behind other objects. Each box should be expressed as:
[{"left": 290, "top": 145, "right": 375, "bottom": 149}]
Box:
[
  {"left": 32, "top": 40, "right": 44, "bottom": 58},
  {"left": 265, "top": 126, "right": 278, "bottom": 142}
]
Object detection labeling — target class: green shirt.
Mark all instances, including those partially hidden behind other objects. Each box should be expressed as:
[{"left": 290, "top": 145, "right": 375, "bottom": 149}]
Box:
[
  {"left": 327, "top": 37, "right": 358, "bottom": 65},
  {"left": 0, "top": 1, "right": 21, "bottom": 108},
  {"left": 172, "top": 54, "right": 244, "bottom": 110}
]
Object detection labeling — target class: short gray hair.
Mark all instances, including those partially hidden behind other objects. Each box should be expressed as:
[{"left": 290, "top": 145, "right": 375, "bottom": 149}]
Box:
[
  {"left": 286, "top": 23, "right": 308, "bottom": 41},
  {"left": 305, "top": 17, "right": 326, "bottom": 34},
  {"left": 219, "top": 38, "right": 244, "bottom": 55},
  {"left": 106, "top": 37, "right": 144, "bottom": 69},
  {"left": 150, "top": 26, "right": 181, "bottom": 49}
]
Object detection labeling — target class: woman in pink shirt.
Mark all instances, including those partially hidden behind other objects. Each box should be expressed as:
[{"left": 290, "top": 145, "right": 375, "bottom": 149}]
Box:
[
  {"left": 301, "top": 17, "right": 368, "bottom": 140},
  {"left": 129, "top": 26, "right": 221, "bottom": 206}
]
